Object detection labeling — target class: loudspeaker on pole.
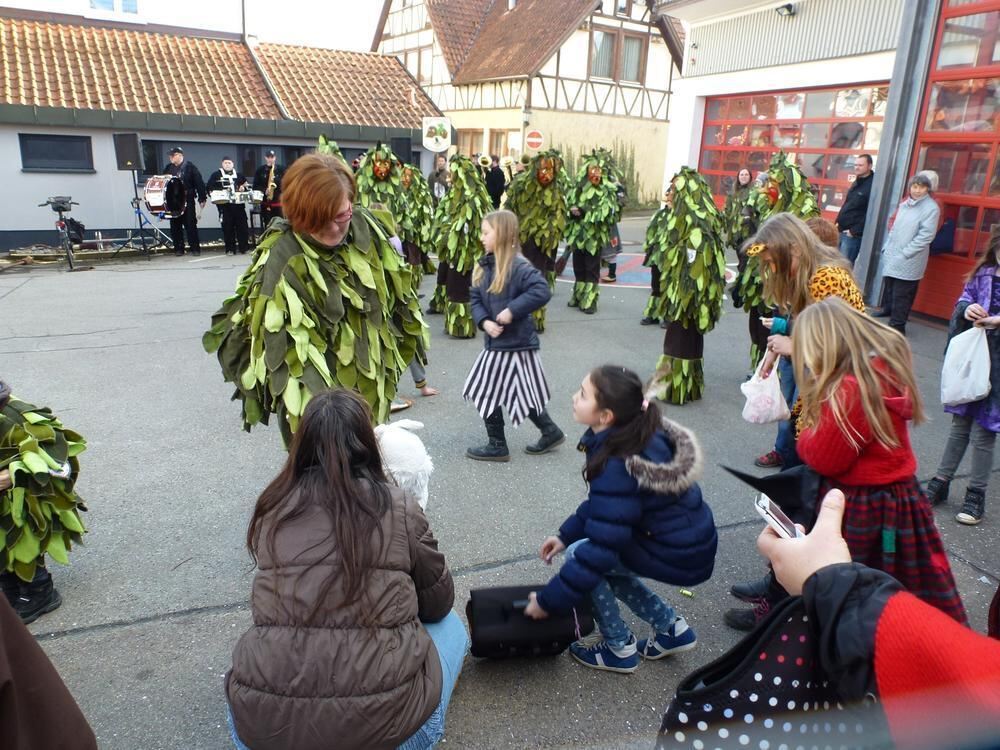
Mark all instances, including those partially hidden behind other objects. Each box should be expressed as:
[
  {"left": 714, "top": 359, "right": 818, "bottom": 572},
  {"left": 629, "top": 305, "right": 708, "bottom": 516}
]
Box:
[{"left": 113, "top": 132, "right": 144, "bottom": 171}]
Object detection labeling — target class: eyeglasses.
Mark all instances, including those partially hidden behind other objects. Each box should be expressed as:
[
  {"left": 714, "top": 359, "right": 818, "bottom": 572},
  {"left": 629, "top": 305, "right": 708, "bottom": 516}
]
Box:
[{"left": 333, "top": 205, "right": 353, "bottom": 226}]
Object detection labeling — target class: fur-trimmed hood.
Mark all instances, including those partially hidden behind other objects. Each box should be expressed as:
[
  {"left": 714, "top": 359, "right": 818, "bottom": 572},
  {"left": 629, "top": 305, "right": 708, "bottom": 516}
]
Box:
[{"left": 625, "top": 417, "right": 703, "bottom": 496}]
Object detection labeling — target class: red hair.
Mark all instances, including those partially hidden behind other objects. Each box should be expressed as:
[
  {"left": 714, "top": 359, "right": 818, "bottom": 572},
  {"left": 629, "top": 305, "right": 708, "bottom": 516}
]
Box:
[{"left": 282, "top": 154, "right": 355, "bottom": 236}]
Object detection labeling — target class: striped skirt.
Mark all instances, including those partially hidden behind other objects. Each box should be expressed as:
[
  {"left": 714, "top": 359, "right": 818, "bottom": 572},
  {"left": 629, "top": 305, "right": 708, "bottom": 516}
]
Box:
[
  {"left": 819, "top": 476, "right": 969, "bottom": 626},
  {"left": 462, "top": 349, "right": 551, "bottom": 427}
]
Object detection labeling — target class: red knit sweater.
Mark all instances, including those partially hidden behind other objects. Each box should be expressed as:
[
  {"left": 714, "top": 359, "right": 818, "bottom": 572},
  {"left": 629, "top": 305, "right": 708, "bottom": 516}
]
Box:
[{"left": 796, "top": 374, "right": 917, "bottom": 486}]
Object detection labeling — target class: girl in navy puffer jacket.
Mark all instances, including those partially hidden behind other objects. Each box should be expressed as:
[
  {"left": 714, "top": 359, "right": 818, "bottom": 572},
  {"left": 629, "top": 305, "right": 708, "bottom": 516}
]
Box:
[{"left": 524, "top": 365, "right": 718, "bottom": 673}]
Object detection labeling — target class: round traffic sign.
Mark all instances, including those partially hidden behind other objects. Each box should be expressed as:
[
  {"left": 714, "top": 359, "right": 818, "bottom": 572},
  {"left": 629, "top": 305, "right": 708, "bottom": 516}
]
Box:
[{"left": 525, "top": 129, "right": 544, "bottom": 150}]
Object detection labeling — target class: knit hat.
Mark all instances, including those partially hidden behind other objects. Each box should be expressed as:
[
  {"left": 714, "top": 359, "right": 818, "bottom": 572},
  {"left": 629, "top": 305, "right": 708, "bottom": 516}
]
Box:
[{"left": 912, "top": 170, "right": 939, "bottom": 192}]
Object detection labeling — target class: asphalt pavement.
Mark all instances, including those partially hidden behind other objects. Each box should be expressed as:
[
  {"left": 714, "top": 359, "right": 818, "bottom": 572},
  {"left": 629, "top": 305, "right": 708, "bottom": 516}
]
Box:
[{"left": 0, "top": 215, "right": 996, "bottom": 749}]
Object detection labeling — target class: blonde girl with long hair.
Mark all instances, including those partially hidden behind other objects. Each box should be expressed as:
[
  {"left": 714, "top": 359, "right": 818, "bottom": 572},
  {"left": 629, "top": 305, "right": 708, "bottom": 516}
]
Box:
[
  {"left": 462, "top": 210, "right": 564, "bottom": 461},
  {"left": 792, "top": 297, "right": 967, "bottom": 625}
]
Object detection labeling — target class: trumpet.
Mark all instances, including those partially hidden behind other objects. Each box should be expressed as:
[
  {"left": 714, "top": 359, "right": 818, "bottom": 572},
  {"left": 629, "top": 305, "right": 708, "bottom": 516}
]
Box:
[
  {"left": 478, "top": 154, "right": 491, "bottom": 168},
  {"left": 500, "top": 155, "right": 514, "bottom": 184}
]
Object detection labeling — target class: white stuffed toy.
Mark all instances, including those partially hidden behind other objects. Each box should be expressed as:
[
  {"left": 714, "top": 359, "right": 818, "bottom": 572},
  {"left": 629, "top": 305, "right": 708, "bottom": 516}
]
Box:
[{"left": 374, "top": 419, "right": 434, "bottom": 510}]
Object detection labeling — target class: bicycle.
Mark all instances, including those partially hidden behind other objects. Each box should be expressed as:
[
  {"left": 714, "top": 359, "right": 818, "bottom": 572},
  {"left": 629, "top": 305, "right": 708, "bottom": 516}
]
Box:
[{"left": 37, "top": 196, "right": 93, "bottom": 272}]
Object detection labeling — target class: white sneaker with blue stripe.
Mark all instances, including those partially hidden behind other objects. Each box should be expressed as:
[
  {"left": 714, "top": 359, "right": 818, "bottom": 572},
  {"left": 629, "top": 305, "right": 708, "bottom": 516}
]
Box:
[
  {"left": 568, "top": 633, "right": 639, "bottom": 673},
  {"left": 637, "top": 616, "right": 697, "bottom": 660}
]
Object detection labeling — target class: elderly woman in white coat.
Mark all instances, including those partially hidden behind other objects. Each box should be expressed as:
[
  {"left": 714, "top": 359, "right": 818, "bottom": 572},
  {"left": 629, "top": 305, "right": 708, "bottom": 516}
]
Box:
[{"left": 875, "top": 170, "right": 941, "bottom": 335}]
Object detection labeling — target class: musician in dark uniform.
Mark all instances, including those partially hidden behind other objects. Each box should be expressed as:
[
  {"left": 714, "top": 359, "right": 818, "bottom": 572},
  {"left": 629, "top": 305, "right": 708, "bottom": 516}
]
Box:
[
  {"left": 163, "top": 147, "right": 207, "bottom": 256},
  {"left": 252, "top": 149, "right": 285, "bottom": 227},
  {"left": 207, "top": 157, "right": 251, "bottom": 255}
]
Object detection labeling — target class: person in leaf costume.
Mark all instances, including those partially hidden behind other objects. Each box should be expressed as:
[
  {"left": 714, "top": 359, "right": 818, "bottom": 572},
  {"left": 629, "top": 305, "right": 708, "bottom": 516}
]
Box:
[
  {"left": 203, "top": 153, "right": 428, "bottom": 446},
  {"left": 505, "top": 149, "right": 569, "bottom": 332},
  {"left": 0, "top": 380, "right": 86, "bottom": 624},
  {"left": 564, "top": 148, "right": 623, "bottom": 315},
  {"left": 400, "top": 163, "right": 437, "bottom": 277},
  {"left": 429, "top": 154, "right": 493, "bottom": 338},
  {"left": 734, "top": 152, "right": 819, "bottom": 370},
  {"left": 644, "top": 168, "right": 726, "bottom": 405}
]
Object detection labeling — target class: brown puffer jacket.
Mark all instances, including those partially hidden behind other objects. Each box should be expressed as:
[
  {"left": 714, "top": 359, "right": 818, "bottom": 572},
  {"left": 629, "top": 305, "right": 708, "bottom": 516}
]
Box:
[{"left": 226, "top": 486, "right": 455, "bottom": 750}]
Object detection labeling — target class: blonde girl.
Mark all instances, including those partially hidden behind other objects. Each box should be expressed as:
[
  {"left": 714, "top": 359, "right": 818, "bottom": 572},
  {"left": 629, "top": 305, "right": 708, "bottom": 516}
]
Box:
[
  {"left": 462, "top": 210, "right": 563, "bottom": 461},
  {"left": 792, "top": 297, "right": 967, "bottom": 625}
]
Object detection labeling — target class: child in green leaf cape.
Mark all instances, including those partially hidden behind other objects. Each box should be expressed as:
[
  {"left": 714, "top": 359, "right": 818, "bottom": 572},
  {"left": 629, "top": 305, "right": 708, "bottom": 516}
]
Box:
[
  {"left": 0, "top": 380, "right": 87, "bottom": 624},
  {"left": 429, "top": 154, "right": 493, "bottom": 338},
  {"left": 203, "top": 153, "right": 428, "bottom": 445},
  {"left": 644, "top": 168, "right": 727, "bottom": 405},
  {"left": 564, "top": 148, "right": 623, "bottom": 315},
  {"left": 505, "top": 149, "right": 570, "bottom": 332}
]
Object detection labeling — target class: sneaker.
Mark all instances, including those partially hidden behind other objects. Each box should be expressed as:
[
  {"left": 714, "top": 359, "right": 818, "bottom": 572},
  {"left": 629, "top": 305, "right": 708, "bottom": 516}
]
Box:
[
  {"left": 754, "top": 450, "right": 783, "bottom": 469},
  {"left": 926, "top": 476, "right": 950, "bottom": 507},
  {"left": 956, "top": 487, "right": 985, "bottom": 525},
  {"left": 723, "top": 599, "right": 771, "bottom": 632},
  {"left": 730, "top": 574, "right": 772, "bottom": 603},
  {"left": 637, "top": 617, "right": 697, "bottom": 660},
  {"left": 16, "top": 585, "right": 62, "bottom": 625},
  {"left": 602, "top": 275, "right": 617, "bottom": 284},
  {"left": 569, "top": 633, "right": 639, "bottom": 673},
  {"left": 640, "top": 316, "right": 659, "bottom": 326}
]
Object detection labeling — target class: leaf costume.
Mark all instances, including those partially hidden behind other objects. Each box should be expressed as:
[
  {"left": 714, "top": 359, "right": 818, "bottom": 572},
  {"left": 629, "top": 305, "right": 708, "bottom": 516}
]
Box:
[
  {"left": 316, "top": 134, "right": 346, "bottom": 162},
  {"left": 505, "top": 149, "right": 569, "bottom": 332},
  {"left": 564, "top": 148, "right": 623, "bottom": 314},
  {"left": 399, "top": 163, "right": 436, "bottom": 278},
  {"left": 734, "top": 151, "right": 820, "bottom": 368},
  {"left": 645, "top": 168, "right": 726, "bottom": 405},
  {"left": 203, "top": 209, "right": 429, "bottom": 446},
  {"left": 0, "top": 385, "right": 87, "bottom": 582},
  {"left": 429, "top": 154, "right": 492, "bottom": 338}
]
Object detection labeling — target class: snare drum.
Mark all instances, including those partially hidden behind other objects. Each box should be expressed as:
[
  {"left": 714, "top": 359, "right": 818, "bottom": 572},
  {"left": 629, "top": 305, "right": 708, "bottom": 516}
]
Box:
[
  {"left": 209, "top": 189, "right": 232, "bottom": 205},
  {"left": 144, "top": 175, "right": 187, "bottom": 218},
  {"left": 250, "top": 190, "right": 264, "bottom": 204}
]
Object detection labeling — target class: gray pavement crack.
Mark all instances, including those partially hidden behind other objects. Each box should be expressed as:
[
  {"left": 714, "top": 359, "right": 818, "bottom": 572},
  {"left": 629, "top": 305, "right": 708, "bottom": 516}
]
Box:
[
  {"left": 1, "top": 326, "right": 138, "bottom": 342},
  {"left": 0, "top": 277, "right": 31, "bottom": 301},
  {"left": 0, "top": 334, "right": 195, "bottom": 354}
]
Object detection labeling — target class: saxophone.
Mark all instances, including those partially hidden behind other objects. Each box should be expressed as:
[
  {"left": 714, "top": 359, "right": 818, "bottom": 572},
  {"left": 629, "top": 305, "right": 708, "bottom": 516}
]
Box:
[{"left": 265, "top": 164, "right": 276, "bottom": 202}]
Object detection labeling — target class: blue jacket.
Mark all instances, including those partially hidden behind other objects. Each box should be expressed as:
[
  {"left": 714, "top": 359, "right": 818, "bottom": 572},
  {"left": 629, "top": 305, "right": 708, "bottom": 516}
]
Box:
[
  {"left": 470, "top": 254, "right": 551, "bottom": 351},
  {"left": 536, "top": 418, "right": 718, "bottom": 615}
]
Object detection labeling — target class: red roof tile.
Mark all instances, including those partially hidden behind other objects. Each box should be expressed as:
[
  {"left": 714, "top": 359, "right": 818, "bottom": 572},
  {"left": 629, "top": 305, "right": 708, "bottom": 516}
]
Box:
[
  {"left": 0, "top": 17, "right": 280, "bottom": 119},
  {"left": 453, "top": 0, "right": 595, "bottom": 84},
  {"left": 424, "top": 0, "right": 493, "bottom": 78},
  {"left": 254, "top": 44, "right": 440, "bottom": 129}
]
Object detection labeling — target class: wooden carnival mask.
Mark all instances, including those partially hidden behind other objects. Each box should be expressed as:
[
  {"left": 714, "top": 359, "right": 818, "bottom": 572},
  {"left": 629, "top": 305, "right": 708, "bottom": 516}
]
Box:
[
  {"left": 587, "top": 164, "right": 603, "bottom": 186},
  {"left": 536, "top": 157, "right": 555, "bottom": 186},
  {"left": 373, "top": 157, "right": 392, "bottom": 180},
  {"left": 401, "top": 167, "right": 413, "bottom": 189},
  {"left": 765, "top": 178, "right": 780, "bottom": 205}
]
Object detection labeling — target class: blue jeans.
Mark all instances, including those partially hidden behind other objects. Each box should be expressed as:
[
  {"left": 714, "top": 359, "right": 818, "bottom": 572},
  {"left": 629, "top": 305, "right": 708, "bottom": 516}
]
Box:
[
  {"left": 774, "top": 356, "right": 801, "bottom": 468},
  {"left": 839, "top": 232, "right": 862, "bottom": 265},
  {"left": 226, "top": 609, "right": 469, "bottom": 750},
  {"left": 565, "top": 539, "right": 675, "bottom": 649}
]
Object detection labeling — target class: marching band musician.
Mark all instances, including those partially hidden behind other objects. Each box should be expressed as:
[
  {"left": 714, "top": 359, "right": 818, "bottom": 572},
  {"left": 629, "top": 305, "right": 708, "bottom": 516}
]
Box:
[
  {"left": 207, "top": 156, "right": 251, "bottom": 255},
  {"left": 164, "top": 146, "right": 207, "bottom": 256},
  {"left": 252, "top": 149, "right": 285, "bottom": 227}
]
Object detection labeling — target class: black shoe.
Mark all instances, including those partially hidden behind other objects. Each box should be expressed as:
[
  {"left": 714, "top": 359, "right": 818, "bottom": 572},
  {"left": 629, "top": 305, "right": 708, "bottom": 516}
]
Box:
[
  {"left": 426, "top": 306, "right": 442, "bottom": 315},
  {"left": 926, "top": 476, "right": 950, "bottom": 506},
  {"left": 723, "top": 601, "right": 771, "bottom": 632},
  {"left": 466, "top": 440, "right": 511, "bottom": 462},
  {"left": 16, "top": 578, "right": 62, "bottom": 625},
  {"left": 175, "top": 251, "right": 184, "bottom": 257},
  {"left": 956, "top": 487, "right": 986, "bottom": 525},
  {"left": 191, "top": 249, "right": 201, "bottom": 256},
  {"left": 582, "top": 306, "right": 596, "bottom": 315},
  {"left": 729, "top": 574, "right": 772, "bottom": 603},
  {"left": 567, "top": 298, "right": 579, "bottom": 308},
  {"left": 0, "top": 572, "right": 19, "bottom": 608},
  {"left": 640, "top": 316, "right": 659, "bottom": 326}
]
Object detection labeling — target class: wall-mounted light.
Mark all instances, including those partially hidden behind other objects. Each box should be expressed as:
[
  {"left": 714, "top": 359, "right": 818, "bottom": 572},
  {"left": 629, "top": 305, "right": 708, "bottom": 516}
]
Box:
[{"left": 776, "top": 3, "right": 796, "bottom": 16}]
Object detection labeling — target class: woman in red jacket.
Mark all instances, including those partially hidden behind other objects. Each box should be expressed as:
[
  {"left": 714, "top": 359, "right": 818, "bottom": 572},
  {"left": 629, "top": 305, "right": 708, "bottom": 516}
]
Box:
[{"left": 792, "top": 297, "right": 967, "bottom": 624}]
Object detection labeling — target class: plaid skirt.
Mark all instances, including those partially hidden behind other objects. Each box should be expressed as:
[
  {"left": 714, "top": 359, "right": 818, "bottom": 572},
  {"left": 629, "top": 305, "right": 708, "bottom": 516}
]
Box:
[
  {"left": 462, "top": 348, "right": 550, "bottom": 427},
  {"left": 819, "top": 476, "right": 969, "bottom": 626}
]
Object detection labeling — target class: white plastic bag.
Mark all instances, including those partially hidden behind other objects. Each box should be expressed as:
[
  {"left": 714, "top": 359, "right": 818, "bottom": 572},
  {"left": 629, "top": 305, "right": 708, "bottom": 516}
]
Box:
[
  {"left": 941, "top": 326, "right": 991, "bottom": 406},
  {"left": 741, "top": 356, "right": 791, "bottom": 424}
]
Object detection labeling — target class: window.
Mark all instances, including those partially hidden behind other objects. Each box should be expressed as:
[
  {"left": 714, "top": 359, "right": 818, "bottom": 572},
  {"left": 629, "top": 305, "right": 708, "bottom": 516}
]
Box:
[
  {"left": 591, "top": 30, "right": 615, "bottom": 78},
  {"left": 457, "top": 129, "right": 483, "bottom": 157},
  {"left": 621, "top": 35, "right": 644, "bottom": 82},
  {"left": 19, "top": 134, "right": 94, "bottom": 172},
  {"left": 89, "top": 0, "right": 137, "bottom": 12},
  {"left": 419, "top": 47, "right": 432, "bottom": 84},
  {"left": 489, "top": 130, "right": 518, "bottom": 156},
  {"left": 616, "top": 0, "right": 632, "bottom": 15}
]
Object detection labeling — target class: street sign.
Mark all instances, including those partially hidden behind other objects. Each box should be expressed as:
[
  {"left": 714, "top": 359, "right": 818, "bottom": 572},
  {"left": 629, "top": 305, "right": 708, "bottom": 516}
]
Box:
[
  {"left": 525, "top": 129, "right": 544, "bottom": 150},
  {"left": 422, "top": 117, "right": 452, "bottom": 153}
]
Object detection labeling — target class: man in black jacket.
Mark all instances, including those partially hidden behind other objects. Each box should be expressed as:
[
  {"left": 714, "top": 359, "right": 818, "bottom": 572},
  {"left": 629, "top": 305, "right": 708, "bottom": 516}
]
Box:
[
  {"left": 163, "top": 147, "right": 207, "bottom": 256},
  {"left": 835, "top": 154, "right": 874, "bottom": 265},
  {"left": 208, "top": 157, "right": 251, "bottom": 255},
  {"left": 252, "top": 149, "right": 285, "bottom": 227},
  {"left": 485, "top": 154, "right": 506, "bottom": 210}
]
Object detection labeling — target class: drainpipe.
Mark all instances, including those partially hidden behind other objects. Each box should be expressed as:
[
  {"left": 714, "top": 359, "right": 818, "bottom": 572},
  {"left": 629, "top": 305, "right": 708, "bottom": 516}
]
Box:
[{"left": 853, "top": 0, "right": 942, "bottom": 302}]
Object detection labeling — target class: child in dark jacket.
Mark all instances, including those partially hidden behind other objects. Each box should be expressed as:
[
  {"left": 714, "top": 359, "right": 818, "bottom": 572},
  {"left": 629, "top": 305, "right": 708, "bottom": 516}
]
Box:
[
  {"left": 463, "top": 210, "right": 563, "bottom": 461},
  {"left": 524, "top": 365, "right": 718, "bottom": 673}
]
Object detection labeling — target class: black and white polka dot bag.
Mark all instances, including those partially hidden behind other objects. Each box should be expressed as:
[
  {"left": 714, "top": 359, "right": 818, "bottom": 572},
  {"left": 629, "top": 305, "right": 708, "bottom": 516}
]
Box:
[{"left": 657, "top": 596, "right": 889, "bottom": 750}]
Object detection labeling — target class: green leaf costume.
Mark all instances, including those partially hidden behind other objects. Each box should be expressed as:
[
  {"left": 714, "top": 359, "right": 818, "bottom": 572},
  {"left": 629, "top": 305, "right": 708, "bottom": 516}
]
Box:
[
  {"left": 505, "top": 149, "right": 569, "bottom": 332},
  {"left": 734, "top": 151, "right": 820, "bottom": 368},
  {"left": 564, "top": 148, "right": 623, "bottom": 314},
  {"left": 316, "top": 135, "right": 345, "bottom": 162},
  {"left": 1, "top": 388, "right": 87, "bottom": 582},
  {"left": 429, "top": 154, "right": 492, "bottom": 339},
  {"left": 399, "top": 163, "right": 436, "bottom": 277},
  {"left": 645, "top": 167, "right": 726, "bottom": 405},
  {"left": 203, "top": 209, "right": 429, "bottom": 446}
]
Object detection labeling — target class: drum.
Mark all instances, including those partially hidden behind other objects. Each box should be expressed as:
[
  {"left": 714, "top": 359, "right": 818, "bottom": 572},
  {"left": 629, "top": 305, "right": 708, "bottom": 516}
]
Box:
[
  {"left": 250, "top": 190, "right": 264, "bottom": 204},
  {"left": 209, "top": 189, "right": 231, "bottom": 205},
  {"left": 144, "top": 175, "right": 187, "bottom": 218}
]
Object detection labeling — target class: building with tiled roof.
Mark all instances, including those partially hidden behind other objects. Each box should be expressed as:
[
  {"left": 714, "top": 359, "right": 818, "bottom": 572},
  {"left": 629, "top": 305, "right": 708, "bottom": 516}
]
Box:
[
  {"left": 0, "top": 9, "right": 442, "bottom": 250},
  {"left": 374, "top": 0, "right": 684, "bottom": 202}
]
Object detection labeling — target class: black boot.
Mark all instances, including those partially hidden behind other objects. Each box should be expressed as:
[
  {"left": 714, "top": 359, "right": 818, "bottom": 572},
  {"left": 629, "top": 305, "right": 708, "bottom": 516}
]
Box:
[
  {"left": 16, "top": 566, "right": 62, "bottom": 625},
  {"left": 926, "top": 476, "right": 951, "bottom": 506},
  {"left": 729, "top": 571, "right": 772, "bottom": 602},
  {"left": 467, "top": 410, "right": 510, "bottom": 462},
  {"left": 0, "top": 571, "right": 19, "bottom": 608},
  {"left": 525, "top": 410, "right": 565, "bottom": 455}
]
